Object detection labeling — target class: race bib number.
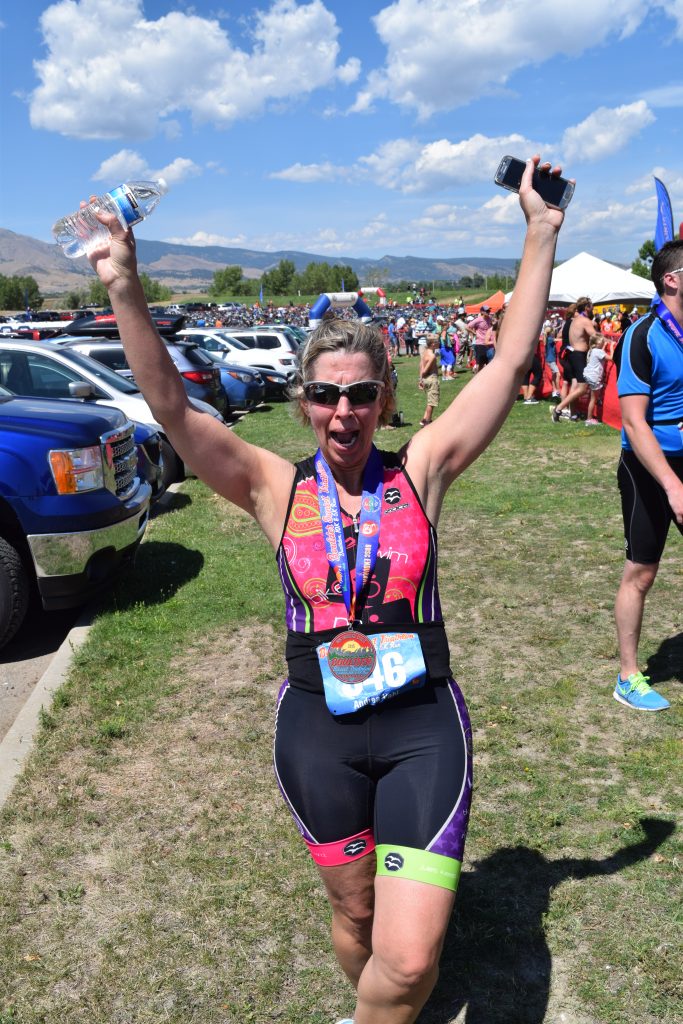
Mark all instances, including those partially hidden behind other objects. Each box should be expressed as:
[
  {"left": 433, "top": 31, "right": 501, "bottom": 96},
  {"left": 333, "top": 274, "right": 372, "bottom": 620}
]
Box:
[{"left": 317, "top": 632, "right": 426, "bottom": 715}]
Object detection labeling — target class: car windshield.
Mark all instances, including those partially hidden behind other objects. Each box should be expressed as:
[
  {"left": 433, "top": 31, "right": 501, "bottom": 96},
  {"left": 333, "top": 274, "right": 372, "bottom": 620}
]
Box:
[{"left": 62, "top": 349, "right": 141, "bottom": 393}]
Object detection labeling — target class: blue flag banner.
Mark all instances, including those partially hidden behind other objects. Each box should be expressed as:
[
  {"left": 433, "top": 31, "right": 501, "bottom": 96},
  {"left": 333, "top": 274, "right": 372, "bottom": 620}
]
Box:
[
  {"left": 654, "top": 177, "right": 674, "bottom": 253},
  {"left": 259, "top": 281, "right": 264, "bottom": 304}
]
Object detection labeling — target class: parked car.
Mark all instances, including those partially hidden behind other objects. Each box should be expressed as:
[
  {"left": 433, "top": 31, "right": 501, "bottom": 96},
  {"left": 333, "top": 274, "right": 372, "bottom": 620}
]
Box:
[
  {"left": 0, "top": 339, "right": 225, "bottom": 489},
  {"left": 56, "top": 336, "right": 229, "bottom": 418},
  {"left": 215, "top": 363, "right": 265, "bottom": 411},
  {"left": 162, "top": 340, "right": 231, "bottom": 416},
  {"left": 176, "top": 328, "right": 296, "bottom": 382},
  {"left": 218, "top": 327, "right": 299, "bottom": 371},
  {"left": 0, "top": 385, "right": 151, "bottom": 648},
  {"left": 66, "top": 336, "right": 266, "bottom": 414},
  {"left": 271, "top": 323, "right": 308, "bottom": 346},
  {"left": 60, "top": 312, "right": 187, "bottom": 339}
]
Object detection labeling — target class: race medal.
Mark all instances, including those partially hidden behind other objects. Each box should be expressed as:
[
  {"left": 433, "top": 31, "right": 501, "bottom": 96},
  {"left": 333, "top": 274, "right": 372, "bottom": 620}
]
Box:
[
  {"left": 327, "top": 629, "right": 376, "bottom": 683},
  {"left": 317, "top": 631, "right": 427, "bottom": 715}
]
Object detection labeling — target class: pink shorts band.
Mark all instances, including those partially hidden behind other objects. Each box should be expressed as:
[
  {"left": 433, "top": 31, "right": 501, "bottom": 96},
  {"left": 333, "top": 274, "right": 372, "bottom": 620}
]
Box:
[{"left": 306, "top": 828, "right": 375, "bottom": 867}]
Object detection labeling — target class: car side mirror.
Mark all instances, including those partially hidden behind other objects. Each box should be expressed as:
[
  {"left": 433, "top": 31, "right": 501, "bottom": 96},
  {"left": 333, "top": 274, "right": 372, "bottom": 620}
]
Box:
[{"left": 68, "top": 381, "right": 96, "bottom": 399}]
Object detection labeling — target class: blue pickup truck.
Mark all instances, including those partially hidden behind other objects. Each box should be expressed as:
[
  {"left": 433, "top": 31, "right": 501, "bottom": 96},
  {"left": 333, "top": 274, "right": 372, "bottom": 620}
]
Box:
[{"left": 0, "top": 387, "right": 151, "bottom": 649}]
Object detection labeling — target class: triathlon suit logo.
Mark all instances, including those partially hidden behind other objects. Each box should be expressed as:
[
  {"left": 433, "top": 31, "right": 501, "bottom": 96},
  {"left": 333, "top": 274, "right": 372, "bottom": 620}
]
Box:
[
  {"left": 343, "top": 839, "right": 368, "bottom": 857},
  {"left": 383, "top": 851, "right": 404, "bottom": 872},
  {"left": 384, "top": 487, "right": 401, "bottom": 505}
]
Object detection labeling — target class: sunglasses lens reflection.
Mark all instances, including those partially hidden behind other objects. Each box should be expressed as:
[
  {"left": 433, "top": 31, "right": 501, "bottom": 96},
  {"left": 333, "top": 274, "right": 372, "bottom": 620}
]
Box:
[{"left": 305, "top": 382, "right": 381, "bottom": 406}]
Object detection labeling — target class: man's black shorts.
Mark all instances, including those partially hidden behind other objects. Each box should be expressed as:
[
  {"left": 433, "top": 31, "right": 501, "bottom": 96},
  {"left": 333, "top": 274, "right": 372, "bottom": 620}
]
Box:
[
  {"left": 567, "top": 349, "right": 588, "bottom": 384},
  {"left": 618, "top": 450, "right": 683, "bottom": 563}
]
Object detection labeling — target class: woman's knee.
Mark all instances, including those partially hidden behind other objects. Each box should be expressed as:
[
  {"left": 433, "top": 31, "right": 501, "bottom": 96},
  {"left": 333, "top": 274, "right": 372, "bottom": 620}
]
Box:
[{"left": 371, "top": 936, "right": 441, "bottom": 993}]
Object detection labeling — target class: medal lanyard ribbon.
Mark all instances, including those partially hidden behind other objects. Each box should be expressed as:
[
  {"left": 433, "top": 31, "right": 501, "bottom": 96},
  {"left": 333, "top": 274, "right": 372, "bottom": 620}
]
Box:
[
  {"left": 655, "top": 300, "right": 683, "bottom": 342},
  {"left": 315, "top": 446, "right": 384, "bottom": 624}
]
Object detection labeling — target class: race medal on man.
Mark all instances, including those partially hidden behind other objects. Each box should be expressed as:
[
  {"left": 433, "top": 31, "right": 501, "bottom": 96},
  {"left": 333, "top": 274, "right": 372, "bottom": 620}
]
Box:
[{"left": 327, "top": 629, "right": 377, "bottom": 683}]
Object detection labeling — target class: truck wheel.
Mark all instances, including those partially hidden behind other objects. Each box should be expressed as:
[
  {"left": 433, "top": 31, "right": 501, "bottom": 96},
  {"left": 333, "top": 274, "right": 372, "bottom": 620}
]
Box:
[
  {"left": 0, "top": 537, "right": 30, "bottom": 649},
  {"left": 160, "top": 439, "right": 181, "bottom": 488}
]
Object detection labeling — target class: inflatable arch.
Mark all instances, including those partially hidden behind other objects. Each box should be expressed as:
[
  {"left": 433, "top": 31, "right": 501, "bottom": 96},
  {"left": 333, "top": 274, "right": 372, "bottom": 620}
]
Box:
[
  {"left": 309, "top": 291, "right": 374, "bottom": 329},
  {"left": 358, "top": 286, "right": 386, "bottom": 302}
]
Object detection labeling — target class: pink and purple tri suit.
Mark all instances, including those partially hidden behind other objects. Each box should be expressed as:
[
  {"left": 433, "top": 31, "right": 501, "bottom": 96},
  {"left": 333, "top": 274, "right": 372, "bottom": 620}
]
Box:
[{"left": 272, "top": 449, "right": 473, "bottom": 891}]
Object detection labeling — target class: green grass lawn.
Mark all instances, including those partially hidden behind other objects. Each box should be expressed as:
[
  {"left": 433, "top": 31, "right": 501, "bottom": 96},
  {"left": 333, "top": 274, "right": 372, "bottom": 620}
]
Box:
[{"left": 1, "top": 360, "right": 680, "bottom": 1024}]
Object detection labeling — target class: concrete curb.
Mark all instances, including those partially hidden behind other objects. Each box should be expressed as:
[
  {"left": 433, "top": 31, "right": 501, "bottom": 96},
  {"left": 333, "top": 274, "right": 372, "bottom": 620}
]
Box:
[{"left": 0, "top": 612, "right": 92, "bottom": 809}]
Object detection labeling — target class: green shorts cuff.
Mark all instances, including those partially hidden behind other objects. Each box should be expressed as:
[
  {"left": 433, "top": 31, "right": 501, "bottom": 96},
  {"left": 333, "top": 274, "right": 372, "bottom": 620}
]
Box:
[{"left": 375, "top": 844, "right": 461, "bottom": 892}]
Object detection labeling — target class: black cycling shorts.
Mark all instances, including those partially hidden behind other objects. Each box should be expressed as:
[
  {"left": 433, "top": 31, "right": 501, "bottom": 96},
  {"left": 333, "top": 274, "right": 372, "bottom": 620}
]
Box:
[
  {"left": 273, "top": 678, "right": 472, "bottom": 878},
  {"left": 567, "top": 349, "right": 588, "bottom": 384},
  {"left": 618, "top": 450, "right": 683, "bottom": 563},
  {"left": 524, "top": 355, "right": 542, "bottom": 387}
]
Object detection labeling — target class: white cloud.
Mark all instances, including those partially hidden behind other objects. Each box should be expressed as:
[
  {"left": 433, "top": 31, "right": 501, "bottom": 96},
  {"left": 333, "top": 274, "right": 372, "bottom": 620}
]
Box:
[
  {"left": 270, "top": 161, "right": 350, "bottom": 183},
  {"left": 163, "top": 231, "right": 248, "bottom": 247},
  {"left": 273, "top": 131, "right": 546, "bottom": 194},
  {"left": 626, "top": 166, "right": 683, "bottom": 195},
  {"left": 565, "top": 197, "right": 655, "bottom": 242},
  {"left": 337, "top": 57, "right": 362, "bottom": 85},
  {"left": 561, "top": 101, "right": 655, "bottom": 163},
  {"left": 30, "top": 0, "right": 359, "bottom": 139},
  {"left": 653, "top": 0, "right": 683, "bottom": 37},
  {"left": 641, "top": 82, "right": 683, "bottom": 107},
  {"left": 92, "top": 149, "right": 202, "bottom": 186},
  {"left": 355, "top": 0, "right": 661, "bottom": 116},
  {"left": 481, "top": 193, "right": 522, "bottom": 226}
]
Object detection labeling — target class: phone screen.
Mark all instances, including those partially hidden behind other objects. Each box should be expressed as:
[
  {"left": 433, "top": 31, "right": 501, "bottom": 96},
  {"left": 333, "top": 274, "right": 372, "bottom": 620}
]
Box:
[{"left": 494, "top": 157, "right": 574, "bottom": 209}]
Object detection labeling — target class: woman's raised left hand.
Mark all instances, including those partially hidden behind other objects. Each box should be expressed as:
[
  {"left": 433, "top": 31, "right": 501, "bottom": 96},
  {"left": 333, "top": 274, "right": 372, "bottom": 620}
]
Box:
[{"left": 519, "top": 155, "right": 570, "bottom": 233}]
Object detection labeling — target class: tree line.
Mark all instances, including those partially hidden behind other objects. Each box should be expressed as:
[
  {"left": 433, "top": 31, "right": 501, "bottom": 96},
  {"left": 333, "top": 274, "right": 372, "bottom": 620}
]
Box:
[
  {"left": 209, "top": 260, "right": 361, "bottom": 299},
  {"left": 0, "top": 273, "right": 172, "bottom": 312}
]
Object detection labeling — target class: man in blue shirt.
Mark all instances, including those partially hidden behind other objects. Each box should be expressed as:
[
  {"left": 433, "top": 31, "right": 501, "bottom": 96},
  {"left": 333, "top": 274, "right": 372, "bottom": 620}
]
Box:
[{"left": 613, "top": 239, "right": 683, "bottom": 711}]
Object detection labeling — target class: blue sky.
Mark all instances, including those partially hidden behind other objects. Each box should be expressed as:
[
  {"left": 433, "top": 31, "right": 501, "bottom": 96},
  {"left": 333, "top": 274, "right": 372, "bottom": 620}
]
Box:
[{"left": 1, "top": 0, "right": 682, "bottom": 264}]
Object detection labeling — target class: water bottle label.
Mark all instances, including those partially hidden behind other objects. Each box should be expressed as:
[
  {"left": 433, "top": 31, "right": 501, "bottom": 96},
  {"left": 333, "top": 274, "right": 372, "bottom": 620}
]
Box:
[{"left": 110, "top": 185, "right": 143, "bottom": 227}]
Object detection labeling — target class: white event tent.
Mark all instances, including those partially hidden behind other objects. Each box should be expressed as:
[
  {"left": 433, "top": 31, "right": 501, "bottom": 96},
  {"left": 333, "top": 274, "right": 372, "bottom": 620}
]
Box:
[
  {"left": 547, "top": 251, "right": 656, "bottom": 305},
  {"left": 505, "top": 251, "right": 656, "bottom": 306}
]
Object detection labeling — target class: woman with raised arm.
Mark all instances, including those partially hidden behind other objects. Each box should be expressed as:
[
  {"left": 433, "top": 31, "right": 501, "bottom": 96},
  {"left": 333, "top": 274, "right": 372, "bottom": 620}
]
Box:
[{"left": 88, "top": 156, "right": 566, "bottom": 1024}]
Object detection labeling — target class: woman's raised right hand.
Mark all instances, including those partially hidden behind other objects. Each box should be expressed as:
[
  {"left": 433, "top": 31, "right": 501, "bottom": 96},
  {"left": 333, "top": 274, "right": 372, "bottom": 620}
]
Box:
[{"left": 85, "top": 200, "right": 139, "bottom": 291}]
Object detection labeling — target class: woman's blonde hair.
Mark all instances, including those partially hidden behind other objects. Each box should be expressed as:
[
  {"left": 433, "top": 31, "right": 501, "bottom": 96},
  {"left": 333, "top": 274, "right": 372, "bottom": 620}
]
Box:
[{"left": 289, "top": 318, "right": 396, "bottom": 426}]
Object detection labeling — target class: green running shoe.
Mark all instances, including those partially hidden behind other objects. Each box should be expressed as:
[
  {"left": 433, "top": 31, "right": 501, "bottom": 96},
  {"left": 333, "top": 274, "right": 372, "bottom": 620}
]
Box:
[{"left": 613, "top": 672, "right": 670, "bottom": 711}]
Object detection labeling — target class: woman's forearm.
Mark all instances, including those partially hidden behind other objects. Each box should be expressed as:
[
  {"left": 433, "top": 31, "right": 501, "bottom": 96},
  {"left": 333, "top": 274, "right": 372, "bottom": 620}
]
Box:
[
  {"left": 107, "top": 275, "right": 189, "bottom": 422},
  {"left": 496, "top": 223, "right": 559, "bottom": 372}
]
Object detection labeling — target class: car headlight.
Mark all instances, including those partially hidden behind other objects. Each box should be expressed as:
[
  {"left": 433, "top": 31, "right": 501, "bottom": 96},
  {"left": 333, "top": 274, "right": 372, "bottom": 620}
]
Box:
[
  {"left": 228, "top": 371, "right": 253, "bottom": 383},
  {"left": 49, "top": 445, "right": 104, "bottom": 494}
]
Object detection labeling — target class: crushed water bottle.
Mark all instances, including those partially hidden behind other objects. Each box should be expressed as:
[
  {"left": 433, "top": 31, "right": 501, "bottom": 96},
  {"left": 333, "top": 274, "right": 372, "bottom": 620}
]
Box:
[{"left": 52, "top": 179, "right": 168, "bottom": 259}]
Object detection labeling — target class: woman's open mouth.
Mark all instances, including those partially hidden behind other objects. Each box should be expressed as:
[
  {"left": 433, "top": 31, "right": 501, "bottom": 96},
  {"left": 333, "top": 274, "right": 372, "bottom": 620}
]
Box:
[{"left": 329, "top": 429, "right": 360, "bottom": 450}]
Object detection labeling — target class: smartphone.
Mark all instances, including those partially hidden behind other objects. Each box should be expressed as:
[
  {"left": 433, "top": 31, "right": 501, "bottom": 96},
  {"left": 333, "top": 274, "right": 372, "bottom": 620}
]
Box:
[{"left": 494, "top": 156, "right": 575, "bottom": 210}]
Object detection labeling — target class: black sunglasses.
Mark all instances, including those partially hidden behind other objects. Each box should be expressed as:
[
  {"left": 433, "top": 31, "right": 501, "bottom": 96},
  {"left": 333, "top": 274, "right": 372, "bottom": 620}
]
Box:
[{"left": 303, "top": 380, "right": 385, "bottom": 407}]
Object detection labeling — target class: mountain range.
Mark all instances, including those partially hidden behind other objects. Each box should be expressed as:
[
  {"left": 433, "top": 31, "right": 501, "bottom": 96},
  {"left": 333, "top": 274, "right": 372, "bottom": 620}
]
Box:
[{"left": 0, "top": 227, "right": 519, "bottom": 296}]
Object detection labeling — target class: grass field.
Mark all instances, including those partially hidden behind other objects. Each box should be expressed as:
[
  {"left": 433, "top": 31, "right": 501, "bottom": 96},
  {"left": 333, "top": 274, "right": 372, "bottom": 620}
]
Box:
[{"left": 0, "top": 359, "right": 680, "bottom": 1024}]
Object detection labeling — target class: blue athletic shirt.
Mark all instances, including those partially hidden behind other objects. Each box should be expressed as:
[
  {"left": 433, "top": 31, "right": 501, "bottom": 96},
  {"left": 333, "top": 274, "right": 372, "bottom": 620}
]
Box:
[{"left": 614, "top": 312, "right": 683, "bottom": 455}]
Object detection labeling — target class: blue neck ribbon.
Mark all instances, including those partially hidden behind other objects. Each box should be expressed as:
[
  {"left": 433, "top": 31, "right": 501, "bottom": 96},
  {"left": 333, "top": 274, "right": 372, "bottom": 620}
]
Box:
[
  {"left": 314, "top": 445, "right": 384, "bottom": 625},
  {"left": 655, "top": 300, "right": 683, "bottom": 343}
]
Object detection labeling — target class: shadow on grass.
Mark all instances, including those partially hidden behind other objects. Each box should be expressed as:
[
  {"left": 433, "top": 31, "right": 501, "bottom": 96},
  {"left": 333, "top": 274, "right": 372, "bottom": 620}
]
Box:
[
  {"left": 150, "top": 490, "right": 193, "bottom": 520},
  {"left": 423, "top": 817, "right": 675, "bottom": 1024},
  {"left": 645, "top": 632, "right": 683, "bottom": 685},
  {"left": 113, "top": 540, "right": 204, "bottom": 610}
]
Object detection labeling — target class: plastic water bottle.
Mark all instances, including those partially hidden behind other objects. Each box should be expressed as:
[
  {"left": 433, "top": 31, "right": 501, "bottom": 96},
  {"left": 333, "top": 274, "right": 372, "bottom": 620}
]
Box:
[{"left": 52, "top": 179, "right": 168, "bottom": 259}]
